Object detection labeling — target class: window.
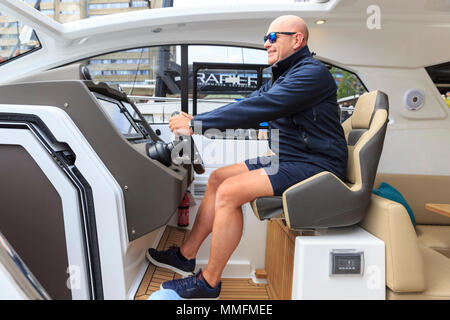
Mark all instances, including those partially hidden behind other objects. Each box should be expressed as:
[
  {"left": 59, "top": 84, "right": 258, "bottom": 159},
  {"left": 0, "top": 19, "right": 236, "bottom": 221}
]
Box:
[
  {"left": 426, "top": 62, "right": 450, "bottom": 109},
  {"left": 188, "top": 45, "right": 268, "bottom": 65},
  {"left": 74, "top": 44, "right": 269, "bottom": 125},
  {"left": 84, "top": 46, "right": 179, "bottom": 97},
  {"left": 71, "top": 45, "right": 367, "bottom": 126},
  {"left": 327, "top": 64, "right": 368, "bottom": 122},
  {"left": 188, "top": 48, "right": 368, "bottom": 124},
  {"left": 0, "top": 8, "right": 41, "bottom": 65},
  {"left": 96, "top": 97, "right": 140, "bottom": 136},
  {"left": 193, "top": 65, "right": 270, "bottom": 115},
  {"left": 189, "top": 45, "right": 270, "bottom": 139},
  {"left": 78, "top": 45, "right": 181, "bottom": 124},
  {"left": 188, "top": 45, "right": 270, "bottom": 114}
]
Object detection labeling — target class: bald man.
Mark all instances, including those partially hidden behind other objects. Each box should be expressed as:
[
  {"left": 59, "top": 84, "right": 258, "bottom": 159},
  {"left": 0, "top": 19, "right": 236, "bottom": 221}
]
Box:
[{"left": 147, "top": 15, "right": 347, "bottom": 299}]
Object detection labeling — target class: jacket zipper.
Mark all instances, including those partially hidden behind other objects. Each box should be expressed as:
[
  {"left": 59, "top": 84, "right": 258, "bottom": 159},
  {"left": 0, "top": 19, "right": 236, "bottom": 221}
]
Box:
[
  {"left": 292, "top": 117, "right": 311, "bottom": 150},
  {"left": 301, "top": 128, "right": 311, "bottom": 150}
]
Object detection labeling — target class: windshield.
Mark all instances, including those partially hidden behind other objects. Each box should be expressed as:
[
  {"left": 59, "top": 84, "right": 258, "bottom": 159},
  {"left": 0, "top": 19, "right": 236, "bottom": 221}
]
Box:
[{"left": 0, "top": 1, "right": 41, "bottom": 65}]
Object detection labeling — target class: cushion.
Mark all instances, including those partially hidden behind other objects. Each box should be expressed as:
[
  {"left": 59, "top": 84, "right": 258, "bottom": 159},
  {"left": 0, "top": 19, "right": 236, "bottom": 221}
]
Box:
[
  {"left": 359, "top": 195, "right": 425, "bottom": 293},
  {"left": 416, "top": 225, "right": 450, "bottom": 258},
  {"left": 387, "top": 244, "right": 450, "bottom": 299},
  {"left": 373, "top": 182, "right": 416, "bottom": 227}
]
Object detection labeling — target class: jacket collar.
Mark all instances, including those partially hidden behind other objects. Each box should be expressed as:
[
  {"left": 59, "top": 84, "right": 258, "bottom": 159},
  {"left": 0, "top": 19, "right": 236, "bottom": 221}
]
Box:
[{"left": 271, "top": 45, "right": 311, "bottom": 81}]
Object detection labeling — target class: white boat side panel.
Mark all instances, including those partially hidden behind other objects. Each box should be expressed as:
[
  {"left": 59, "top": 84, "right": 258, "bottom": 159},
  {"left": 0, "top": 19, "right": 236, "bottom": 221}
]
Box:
[
  {"left": 292, "top": 226, "right": 385, "bottom": 300},
  {"left": 309, "top": 23, "right": 450, "bottom": 68},
  {"left": 355, "top": 67, "right": 448, "bottom": 122},
  {"left": 379, "top": 128, "right": 450, "bottom": 176},
  {"left": 350, "top": 66, "right": 450, "bottom": 175},
  {"left": 0, "top": 128, "right": 90, "bottom": 300}
]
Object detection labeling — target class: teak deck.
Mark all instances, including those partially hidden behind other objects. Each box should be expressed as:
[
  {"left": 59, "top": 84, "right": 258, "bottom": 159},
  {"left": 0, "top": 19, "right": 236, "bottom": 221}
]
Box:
[{"left": 134, "top": 225, "right": 272, "bottom": 300}]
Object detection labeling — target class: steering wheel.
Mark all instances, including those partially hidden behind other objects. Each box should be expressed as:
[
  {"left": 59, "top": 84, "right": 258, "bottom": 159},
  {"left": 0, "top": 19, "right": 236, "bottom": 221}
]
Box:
[{"left": 147, "top": 112, "right": 205, "bottom": 174}]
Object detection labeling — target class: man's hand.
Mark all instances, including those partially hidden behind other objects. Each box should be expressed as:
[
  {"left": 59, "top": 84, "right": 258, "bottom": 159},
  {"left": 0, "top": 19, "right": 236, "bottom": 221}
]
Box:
[{"left": 169, "top": 111, "right": 194, "bottom": 136}]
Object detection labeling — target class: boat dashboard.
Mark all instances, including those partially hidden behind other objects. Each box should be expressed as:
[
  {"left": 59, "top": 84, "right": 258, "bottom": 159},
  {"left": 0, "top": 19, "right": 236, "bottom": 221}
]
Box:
[{"left": 0, "top": 64, "right": 202, "bottom": 240}]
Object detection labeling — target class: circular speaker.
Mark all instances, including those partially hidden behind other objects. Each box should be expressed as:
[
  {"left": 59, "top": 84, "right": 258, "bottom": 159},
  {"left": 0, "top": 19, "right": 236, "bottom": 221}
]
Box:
[{"left": 403, "top": 89, "right": 425, "bottom": 110}]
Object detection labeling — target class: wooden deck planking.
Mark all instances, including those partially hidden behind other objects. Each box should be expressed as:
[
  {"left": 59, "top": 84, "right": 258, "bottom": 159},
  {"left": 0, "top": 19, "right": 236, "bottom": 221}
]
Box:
[{"left": 134, "top": 225, "right": 272, "bottom": 300}]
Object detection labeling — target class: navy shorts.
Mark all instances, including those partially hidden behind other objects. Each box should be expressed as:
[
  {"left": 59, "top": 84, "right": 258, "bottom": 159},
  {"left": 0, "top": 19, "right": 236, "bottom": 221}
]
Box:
[{"left": 244, "top": 156, "right": 323, "bottom": 196}]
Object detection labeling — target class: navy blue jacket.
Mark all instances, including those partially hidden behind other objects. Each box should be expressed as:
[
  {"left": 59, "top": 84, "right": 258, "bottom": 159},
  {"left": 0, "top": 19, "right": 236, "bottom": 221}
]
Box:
[{"left": 192, "top": 46, "right": 347, "bottom": 180}]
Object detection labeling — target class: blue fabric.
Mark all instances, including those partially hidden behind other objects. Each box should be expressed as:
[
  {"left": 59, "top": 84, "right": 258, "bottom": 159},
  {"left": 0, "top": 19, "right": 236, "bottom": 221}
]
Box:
[
  {"left": 372, "top": 182, "right": 416, "bottom": 227},
  {"left": 148, "top": 289, "right": 181, "bottom": 300},
  {"left": 245, "top": 155, "right": 323, "bottom": 196},
  {"left": 193, "top": 46, "right": 347, "bottom": 180}
]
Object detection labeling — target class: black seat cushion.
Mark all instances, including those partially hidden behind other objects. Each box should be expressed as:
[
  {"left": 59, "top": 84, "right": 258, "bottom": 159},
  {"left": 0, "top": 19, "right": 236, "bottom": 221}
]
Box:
[{"left": 251, "top": 196, "right": 284, "bottom": 220}]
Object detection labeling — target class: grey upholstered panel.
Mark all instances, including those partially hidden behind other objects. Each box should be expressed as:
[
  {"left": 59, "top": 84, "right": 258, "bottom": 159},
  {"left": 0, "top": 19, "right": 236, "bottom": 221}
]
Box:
[
  {"left": 374, "top": 90, "right": 389, "bottom": 111},
  {"left": 252, "top": 196, "right": 284, "bottom": 220},
  {"left": 348, "top": 129, "right": 367, "bottom": 146},
  {"left": 283, "top": 173, "right": 368, "bottom": 228}
]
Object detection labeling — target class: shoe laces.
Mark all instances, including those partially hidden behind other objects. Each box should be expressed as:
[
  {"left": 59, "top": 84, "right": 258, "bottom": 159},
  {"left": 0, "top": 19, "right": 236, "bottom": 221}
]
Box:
[
  {"left": 177, "top": 274, "right": 198, "bottom": 290},
  {"left": 164, "top": 245, "right": 179, "bottom": 257}
]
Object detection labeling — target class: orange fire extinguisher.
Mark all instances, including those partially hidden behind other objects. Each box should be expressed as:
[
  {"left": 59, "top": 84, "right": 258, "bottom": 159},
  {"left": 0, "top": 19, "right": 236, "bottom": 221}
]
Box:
[{"left": 178, "top": 193, "right": 190, "bottom": 227}]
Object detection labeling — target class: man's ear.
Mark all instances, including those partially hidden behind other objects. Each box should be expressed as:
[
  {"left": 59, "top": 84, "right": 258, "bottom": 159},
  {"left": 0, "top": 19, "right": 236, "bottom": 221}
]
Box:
[{"left": 294, "top": 33, "right": 304, "bottom": 50}]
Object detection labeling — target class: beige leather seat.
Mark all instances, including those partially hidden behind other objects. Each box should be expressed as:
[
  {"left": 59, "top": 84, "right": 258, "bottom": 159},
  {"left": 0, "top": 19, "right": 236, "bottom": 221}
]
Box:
[
  {"left": 360, "top": 195, "right": 450, "bottom": 299},
  {"left": 251, "top": 90, "right": 389, "bottom": 230},
  {"left": 416, "top": 226, "right": 450, "bottom": 259},
  {"left": 373, "top": 173, "right": 450, "bottom": 259}
]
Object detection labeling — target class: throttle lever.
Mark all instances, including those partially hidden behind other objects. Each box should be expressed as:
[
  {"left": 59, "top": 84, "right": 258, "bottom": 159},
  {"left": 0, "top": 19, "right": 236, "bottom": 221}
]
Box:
[{"left": 169, "top": 111, "right": 205, "bottom": 174}]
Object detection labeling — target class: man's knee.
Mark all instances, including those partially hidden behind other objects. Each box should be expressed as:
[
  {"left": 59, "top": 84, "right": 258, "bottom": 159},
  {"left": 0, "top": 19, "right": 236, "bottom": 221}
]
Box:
[
  {"left": 208, "top": 168, "right": 226, "bottom": 190},
  {"left": 207, "top": 163, "right": 247, "bottom": 190},
  {"left": 215, "top": 179, "right": 242, "bottom": 209}
]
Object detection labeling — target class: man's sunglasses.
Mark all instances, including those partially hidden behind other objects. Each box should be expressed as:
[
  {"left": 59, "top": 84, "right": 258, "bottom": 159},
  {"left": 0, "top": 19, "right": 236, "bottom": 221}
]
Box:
[{"left": 264, "top": 32, "right": 297, "bottom": 44}]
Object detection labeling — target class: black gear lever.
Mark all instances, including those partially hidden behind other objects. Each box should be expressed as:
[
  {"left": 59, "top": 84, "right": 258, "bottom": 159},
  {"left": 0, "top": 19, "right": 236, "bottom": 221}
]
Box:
[{"left": 170, "top": 111, "right": 205, "bottom": 174}]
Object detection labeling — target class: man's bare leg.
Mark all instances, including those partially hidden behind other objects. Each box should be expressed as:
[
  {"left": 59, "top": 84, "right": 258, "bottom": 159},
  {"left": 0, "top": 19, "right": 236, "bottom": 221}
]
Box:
[
  {"left": 202, "top": 168, "right": 274, "bottom": 287},
  {"left": 180, "top": 162, "right": 249, "bottom": 260}
]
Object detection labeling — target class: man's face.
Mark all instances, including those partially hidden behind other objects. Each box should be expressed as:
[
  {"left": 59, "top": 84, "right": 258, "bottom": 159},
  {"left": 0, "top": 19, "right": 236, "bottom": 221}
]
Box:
[{"left": 264, "top": 22, "right": 297, "bottom": 65}]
